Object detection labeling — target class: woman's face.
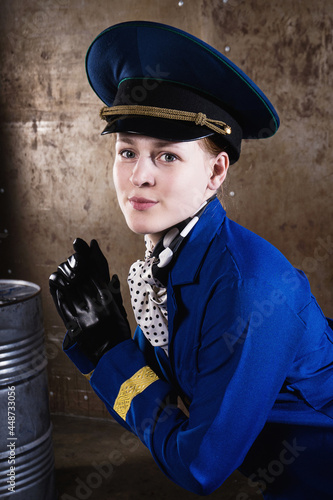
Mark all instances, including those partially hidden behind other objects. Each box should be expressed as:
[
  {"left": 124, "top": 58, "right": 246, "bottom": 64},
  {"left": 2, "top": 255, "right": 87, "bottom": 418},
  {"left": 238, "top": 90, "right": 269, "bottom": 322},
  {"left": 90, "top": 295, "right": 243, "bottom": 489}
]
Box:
[{"left": 113, "top": 133, "right": 228, "bottom": 244}]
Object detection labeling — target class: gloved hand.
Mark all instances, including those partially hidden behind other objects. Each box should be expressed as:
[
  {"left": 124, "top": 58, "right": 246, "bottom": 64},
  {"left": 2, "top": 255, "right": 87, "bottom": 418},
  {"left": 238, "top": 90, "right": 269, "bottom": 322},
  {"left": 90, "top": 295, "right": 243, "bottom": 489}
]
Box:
[{"left": 49, "top": 238, "right": 131, "bottom": 365}]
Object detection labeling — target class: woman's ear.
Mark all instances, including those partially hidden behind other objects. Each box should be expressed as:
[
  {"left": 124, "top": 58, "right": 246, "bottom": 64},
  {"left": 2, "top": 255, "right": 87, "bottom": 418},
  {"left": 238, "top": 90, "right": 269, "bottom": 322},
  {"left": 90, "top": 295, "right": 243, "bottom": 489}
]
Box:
[{"left": 207, "top": 152, "right": 229, "bottom": 190}]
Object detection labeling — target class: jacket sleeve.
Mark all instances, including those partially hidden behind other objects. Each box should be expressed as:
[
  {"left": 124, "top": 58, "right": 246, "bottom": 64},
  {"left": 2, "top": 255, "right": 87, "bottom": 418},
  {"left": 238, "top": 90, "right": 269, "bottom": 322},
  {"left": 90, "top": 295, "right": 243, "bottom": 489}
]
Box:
[{"left": 84, "top": 277, "right": 306, "bottom": 495}]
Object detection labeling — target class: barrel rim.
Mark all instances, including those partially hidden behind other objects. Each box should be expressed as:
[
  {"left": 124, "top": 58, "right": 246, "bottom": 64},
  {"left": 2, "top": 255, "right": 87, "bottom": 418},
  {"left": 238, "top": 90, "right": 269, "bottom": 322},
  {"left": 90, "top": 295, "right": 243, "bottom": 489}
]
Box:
[{"left": 0, "top": 279, "right": 41, "bottom": 307}]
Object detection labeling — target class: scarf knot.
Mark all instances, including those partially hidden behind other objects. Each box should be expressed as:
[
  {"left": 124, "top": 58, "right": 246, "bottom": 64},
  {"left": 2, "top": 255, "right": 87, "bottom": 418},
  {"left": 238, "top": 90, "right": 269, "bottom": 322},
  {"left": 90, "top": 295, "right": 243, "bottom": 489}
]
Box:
[{"left": 128, "top": 238, "right": 169, "bottom": 353}]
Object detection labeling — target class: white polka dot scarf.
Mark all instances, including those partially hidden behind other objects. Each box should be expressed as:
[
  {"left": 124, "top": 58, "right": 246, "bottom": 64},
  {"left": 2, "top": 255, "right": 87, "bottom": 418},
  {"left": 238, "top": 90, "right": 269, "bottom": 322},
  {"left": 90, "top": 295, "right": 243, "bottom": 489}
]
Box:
[{"left": 127, "top": 195, "right": 217, "bottom": 355}]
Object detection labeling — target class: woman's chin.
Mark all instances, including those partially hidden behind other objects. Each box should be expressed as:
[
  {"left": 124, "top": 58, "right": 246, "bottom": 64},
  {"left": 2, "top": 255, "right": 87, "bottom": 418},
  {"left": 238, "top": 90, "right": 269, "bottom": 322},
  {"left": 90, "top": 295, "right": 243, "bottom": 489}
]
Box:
[{"left": 126, "top": 219, "right": 165, "bottom": 239}]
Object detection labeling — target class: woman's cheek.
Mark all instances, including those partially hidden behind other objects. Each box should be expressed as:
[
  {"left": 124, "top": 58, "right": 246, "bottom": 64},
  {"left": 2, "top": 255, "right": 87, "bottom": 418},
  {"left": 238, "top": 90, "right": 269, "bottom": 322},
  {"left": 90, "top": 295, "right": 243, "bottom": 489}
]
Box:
[{"left": 113, "top": 165, "right": 126, "bottom": 194}]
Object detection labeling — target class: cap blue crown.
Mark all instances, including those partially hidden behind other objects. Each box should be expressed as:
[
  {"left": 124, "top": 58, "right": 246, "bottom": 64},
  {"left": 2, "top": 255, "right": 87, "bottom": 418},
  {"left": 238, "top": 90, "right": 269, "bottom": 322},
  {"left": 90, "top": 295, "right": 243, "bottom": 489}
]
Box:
[{"left": 86, "top": 21, "right": 279, "bottom": 164}]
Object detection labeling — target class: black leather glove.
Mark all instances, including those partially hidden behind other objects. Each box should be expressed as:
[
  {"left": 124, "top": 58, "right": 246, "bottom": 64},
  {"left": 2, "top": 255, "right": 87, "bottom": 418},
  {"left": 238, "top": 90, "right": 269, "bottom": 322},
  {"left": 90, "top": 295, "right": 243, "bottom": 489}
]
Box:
[{"left": 49, "top": 238, "right": 131, "bottom": 365}]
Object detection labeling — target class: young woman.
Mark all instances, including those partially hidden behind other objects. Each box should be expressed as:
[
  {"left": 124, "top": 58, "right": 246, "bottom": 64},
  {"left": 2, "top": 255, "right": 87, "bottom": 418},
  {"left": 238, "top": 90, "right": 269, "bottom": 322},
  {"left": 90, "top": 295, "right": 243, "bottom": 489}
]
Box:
[{"left": 50, "top": 21, "right": 333, "bottom": 499}]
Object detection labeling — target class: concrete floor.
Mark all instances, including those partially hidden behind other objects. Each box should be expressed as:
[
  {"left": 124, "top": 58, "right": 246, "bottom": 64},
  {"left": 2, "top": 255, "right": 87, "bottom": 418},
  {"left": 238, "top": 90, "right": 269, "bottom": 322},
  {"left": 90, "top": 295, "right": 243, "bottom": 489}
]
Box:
[{"left": 52, "top": 414, "right": 264, "bottom": 500}]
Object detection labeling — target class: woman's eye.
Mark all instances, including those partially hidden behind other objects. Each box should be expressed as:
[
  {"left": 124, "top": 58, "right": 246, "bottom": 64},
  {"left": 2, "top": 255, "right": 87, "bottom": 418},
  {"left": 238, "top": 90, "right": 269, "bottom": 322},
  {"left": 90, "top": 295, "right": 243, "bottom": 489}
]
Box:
[
  {"left": 120, "top": 150, "right": 136, "bottom": 159},
  {"left": 160, "top": 153, "right": 177, "bottom": 162}
]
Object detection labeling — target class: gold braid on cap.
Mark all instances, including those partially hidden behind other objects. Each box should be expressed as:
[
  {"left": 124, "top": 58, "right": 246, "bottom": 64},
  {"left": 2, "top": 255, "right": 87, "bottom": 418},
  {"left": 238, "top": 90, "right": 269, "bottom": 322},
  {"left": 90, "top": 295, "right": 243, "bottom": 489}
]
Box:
[{"left": 100, "top": 105, "right": 232, "bottom": 136}]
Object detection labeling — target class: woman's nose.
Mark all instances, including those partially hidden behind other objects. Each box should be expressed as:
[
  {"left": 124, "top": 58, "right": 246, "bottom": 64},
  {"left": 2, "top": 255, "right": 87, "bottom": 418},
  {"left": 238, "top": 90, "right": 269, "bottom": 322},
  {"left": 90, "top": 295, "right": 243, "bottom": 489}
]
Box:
[{"left": 130, "top": 157, "right": 155, "bottom": 187}]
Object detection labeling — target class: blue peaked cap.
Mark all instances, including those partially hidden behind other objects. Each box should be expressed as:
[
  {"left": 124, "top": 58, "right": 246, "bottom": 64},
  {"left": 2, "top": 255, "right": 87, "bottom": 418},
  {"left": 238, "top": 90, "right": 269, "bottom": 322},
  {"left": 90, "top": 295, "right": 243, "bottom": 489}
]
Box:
[{"left": 85, "top": 21, "right": 279, "bottom": 164}]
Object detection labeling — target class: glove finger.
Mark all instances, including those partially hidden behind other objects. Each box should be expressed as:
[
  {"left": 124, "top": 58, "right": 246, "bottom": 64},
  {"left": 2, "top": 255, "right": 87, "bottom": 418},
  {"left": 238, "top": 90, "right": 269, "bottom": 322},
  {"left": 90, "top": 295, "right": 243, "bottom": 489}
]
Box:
[
  {"left": 72, "top": 238, "right": 92, "bottom": 275},
  {"left": 49, "top": 286, "right": 76, "bottom": 327},
  {"left": 58, "top": 286, "right": 89, "bottom": 329},
  {"left": 56, "top": 257, "right": 78, "bottom": 282},
  {"left": 90, "top": 239, "right": 110, "bottom": 283},
  {"left": 109, "top": 273, "right": 120, "bottom": 291},
  {"left": 49, "top": 276, "right": 66, "bottom": 323},
  {"left": 49, "top": 270, "right": 67, "bottom": 290},
  {"left": 109, "top": 274, "right": 128, "bottom": 319},
  {"left": 73, "top": 237, "right": 90, "bottom": 256},
  {"left": 109, "top": 274, "right": 122, "bottom": 301}
]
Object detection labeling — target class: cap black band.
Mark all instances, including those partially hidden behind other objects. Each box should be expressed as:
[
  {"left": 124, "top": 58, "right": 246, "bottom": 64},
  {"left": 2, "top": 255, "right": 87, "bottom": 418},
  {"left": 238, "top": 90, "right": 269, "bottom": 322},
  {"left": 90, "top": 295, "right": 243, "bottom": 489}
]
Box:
[{"left": 100, "top": 79, "right": 243, "bottom": 164}]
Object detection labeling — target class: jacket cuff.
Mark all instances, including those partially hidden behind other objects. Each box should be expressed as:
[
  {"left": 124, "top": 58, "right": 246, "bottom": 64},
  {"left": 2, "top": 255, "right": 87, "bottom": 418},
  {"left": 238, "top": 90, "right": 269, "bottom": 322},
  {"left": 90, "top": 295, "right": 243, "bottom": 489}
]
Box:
[
  {"left": 90, "top": 339, "right": 171, "bottom": 430},
  {"left": 63, "top": 333, "right": 96, "bottom": 378}
]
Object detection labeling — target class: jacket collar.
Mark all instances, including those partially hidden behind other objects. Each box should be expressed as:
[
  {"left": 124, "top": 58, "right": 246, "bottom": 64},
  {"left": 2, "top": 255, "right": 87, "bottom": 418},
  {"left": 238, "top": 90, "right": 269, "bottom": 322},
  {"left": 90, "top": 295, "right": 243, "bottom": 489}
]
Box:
[{"left": 169, "top": 198, "right": 226, "bottom": 286}]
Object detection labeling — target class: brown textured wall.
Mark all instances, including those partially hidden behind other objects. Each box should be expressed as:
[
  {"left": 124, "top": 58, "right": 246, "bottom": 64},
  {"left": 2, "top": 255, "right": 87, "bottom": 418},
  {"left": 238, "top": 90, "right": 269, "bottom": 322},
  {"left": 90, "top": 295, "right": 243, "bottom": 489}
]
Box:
[{"left": 0, "top": 0, "right": 332, "bottom": 417}]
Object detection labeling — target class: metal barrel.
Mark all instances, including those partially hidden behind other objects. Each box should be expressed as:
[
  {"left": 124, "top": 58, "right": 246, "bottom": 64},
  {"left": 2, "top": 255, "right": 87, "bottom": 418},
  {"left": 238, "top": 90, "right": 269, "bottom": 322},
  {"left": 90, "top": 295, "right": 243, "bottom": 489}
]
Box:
[{"left": 0, "top": 280, "right": 57, "bottom": 499}]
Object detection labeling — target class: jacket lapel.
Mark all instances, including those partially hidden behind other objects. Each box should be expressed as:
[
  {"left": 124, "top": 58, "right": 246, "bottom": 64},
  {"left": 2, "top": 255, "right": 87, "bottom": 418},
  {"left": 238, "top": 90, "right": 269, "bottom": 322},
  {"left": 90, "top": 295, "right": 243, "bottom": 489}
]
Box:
[
  {"left": 170, "top": 198, "right": 226, "bottom": 286},
  {"left": 167, "top": 199, "right": 226, "bottom": 344}
]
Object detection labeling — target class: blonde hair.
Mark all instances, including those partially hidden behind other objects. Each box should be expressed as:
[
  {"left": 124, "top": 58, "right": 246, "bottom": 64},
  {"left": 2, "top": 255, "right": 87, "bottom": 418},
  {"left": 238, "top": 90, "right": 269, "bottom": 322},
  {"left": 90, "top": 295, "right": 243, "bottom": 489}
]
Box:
[
  {"left": 199, "top": 136, "right": 227, "bottom": 157},
  {"left": 199, "top": 136, "right": 229, "bottom": 200}
]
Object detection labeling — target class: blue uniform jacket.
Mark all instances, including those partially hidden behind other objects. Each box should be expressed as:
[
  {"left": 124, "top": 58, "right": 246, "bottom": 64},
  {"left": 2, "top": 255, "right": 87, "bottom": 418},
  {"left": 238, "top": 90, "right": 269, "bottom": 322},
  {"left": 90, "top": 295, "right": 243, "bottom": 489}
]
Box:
[{"left": 65, "top": 198, "right": 333, "bottom": 497}]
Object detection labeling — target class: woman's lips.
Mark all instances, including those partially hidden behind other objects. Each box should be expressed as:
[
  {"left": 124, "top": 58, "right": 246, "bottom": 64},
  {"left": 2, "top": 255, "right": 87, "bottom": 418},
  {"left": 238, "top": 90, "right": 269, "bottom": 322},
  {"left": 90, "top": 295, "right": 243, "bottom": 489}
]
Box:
[{"left": 129, "top": 197, "right": 158, "bottom": 211}]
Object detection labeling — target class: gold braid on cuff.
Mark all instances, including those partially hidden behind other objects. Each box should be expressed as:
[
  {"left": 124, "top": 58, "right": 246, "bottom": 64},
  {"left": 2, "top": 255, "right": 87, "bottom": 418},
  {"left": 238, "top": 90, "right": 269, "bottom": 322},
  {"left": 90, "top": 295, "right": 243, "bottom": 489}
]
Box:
[
  {"left": 100, "top": 105, "right": 232, "bottom": 136},
  {"left": 113, "top": 366, "right": 159, "bottom": 421}
]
